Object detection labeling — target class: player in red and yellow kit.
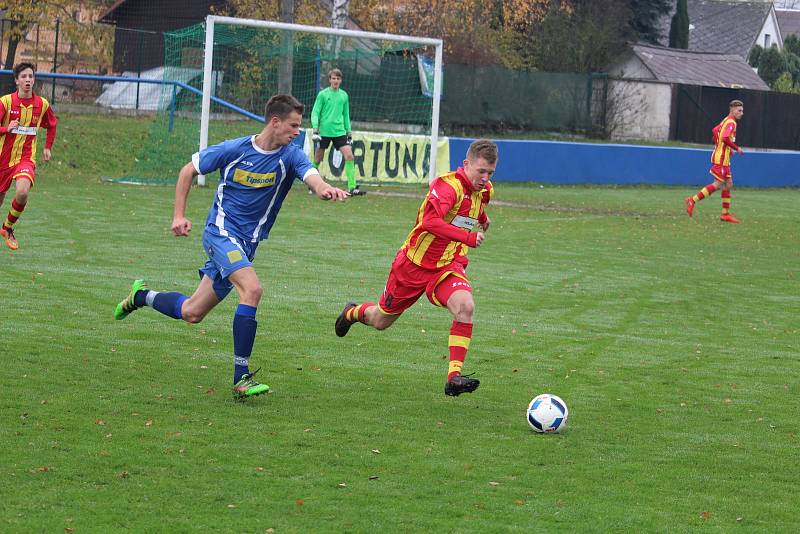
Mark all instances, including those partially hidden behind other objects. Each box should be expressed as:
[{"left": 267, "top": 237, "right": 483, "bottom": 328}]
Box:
[
  {"left": 0, "top": 62, "right": 58, "bottom": 250},
  {"left": 685, "top": 100, "right": 743, "bottom": 223},
  {"left": 335, "top": 139, "right": 497, "bottom": 396}
]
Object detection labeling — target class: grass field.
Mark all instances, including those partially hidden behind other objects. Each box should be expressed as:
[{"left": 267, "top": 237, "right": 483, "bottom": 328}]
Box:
[{"left": 1, "top": 114, "right": 799, "bottom": 532}]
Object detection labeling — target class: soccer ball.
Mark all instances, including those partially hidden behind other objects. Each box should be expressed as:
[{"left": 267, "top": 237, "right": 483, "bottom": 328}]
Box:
[{"left": 526, "top": 394, "right": 568, "bottom": 433}]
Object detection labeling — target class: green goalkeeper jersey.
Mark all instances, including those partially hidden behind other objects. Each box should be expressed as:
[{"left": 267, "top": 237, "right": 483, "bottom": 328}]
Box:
[{"left": 310, "top": 87, "right": 351, "bottom": 137}]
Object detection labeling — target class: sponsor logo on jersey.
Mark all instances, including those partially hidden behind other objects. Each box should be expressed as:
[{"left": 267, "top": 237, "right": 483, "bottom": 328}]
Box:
[
  {"left": 233, "top": 168, "right": 276, "bottom": 188},
  {"left": 450, "top": 215, "right": 478, "bottom": 230}
]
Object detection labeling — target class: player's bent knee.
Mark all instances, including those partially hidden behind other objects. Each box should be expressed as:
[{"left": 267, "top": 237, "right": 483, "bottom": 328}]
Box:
[{"left": 181, "top": 304, "right": 210, "bottom": 324}]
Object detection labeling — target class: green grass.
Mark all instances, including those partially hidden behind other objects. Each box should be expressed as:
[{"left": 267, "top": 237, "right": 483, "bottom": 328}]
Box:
[{"left": 1, "top": 114, "right": 799, "bottom": 532}]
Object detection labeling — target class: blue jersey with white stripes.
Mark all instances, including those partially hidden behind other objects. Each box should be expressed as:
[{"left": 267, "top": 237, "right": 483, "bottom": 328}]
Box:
[{"left": 192, "top": 136, "right": 315, "bottom": 243}]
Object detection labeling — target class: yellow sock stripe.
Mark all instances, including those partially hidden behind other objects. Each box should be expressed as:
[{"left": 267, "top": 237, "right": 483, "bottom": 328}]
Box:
[
  {"left": 448, "top": 335, "right": 471, "bottom": 349},
  {"left": 448, "top": 360, "right": 463, "bottom": 374},
  {"left": 346, "top": 304, "right": 361, "bottom": 322},
  {"left": 10, "top": 207, "right": 22, "bottom": 218}
]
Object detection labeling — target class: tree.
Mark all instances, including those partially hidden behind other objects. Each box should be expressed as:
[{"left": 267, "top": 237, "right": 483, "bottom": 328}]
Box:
[
  {"left": 223, "top": 0, "right": 329, "bottom": 27},
  {"left": 784, "top": 34, "right": 800, "bottom": 58},
  {"left": 748, "top": 44, "right": 763, "bottom": 69},
  {"left": 350, "top": 0, "right": 552, "bottom": 64},
  {"left": 668, "top": 0, "right": 689, "bottom": 49},
  {"left": 1, "top": 1, "right": 115, "bottom": 91},
  {"left": 523, "top": 0, "right": 630, "bottom": 72},
  {"left": 758, "top": 45, "right": 785, "bottom": 88},
  {"left": 628, "top": 0, "right": 672, "bottom": 45},
  {"left": 772, "top": 72, "right": 800, "bottom": 94}
]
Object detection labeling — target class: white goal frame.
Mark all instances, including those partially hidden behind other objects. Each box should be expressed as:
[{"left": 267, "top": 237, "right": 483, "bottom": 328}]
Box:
[{"left": 199, "top": 14, "right": 444, "bottom": 186}]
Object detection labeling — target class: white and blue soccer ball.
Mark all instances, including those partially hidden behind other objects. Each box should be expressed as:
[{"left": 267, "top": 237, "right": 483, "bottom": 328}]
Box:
[{"left": 527, "top": 393, "right": 568, "bottom": 433}]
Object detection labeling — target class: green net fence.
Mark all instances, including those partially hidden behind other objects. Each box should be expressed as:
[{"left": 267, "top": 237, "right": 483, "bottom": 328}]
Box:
[
  {"left": 441, "top": 65, "right": 602, "bottom": 134},
  {"left": 112, "top": 21, "right": 436, "bottom": 184}
]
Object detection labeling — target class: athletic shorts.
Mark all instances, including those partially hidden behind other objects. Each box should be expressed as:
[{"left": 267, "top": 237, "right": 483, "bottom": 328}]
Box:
[
  {"left": 710, "top": 164, "right": 732, "bottom": 181},
  {"left": 318, "top": 135, "right": 349, "bottom": 150},
  {"left": 199, "top": 226, "right": 258, "bottom": 300},
  {"left": 0, "top": 161, "right": 36, "bottom": 194},
  {"left": 378, "top": 250, "right": 471, "bottom": 315}
]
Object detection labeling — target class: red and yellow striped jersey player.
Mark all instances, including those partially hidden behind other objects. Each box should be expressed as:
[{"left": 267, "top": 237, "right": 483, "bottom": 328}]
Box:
[
  {"left": 335, "top": 139, "right": 497, "bottom": 397},
  {"left": 0, "top": 62, "right": 58, "bottom": 250},
  {"left": 685, "top": 99, "right": 744, "bottom": 224}
]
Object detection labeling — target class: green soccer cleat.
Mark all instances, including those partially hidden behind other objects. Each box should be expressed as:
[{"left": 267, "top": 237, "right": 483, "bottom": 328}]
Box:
[
  {"left": 114, "top": 279, "right": 148, "bottom": 320},
  {"left": 233, "top": 368, "right": 270, "bottom": 400}
]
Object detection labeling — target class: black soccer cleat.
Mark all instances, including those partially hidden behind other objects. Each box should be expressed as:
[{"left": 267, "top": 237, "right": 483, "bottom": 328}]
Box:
[
  {"left": 335, "top": 302, "right": 358, "bottom": 337},
  {"left": 444, "top": 374, "right": 480, "bottom": 396}
]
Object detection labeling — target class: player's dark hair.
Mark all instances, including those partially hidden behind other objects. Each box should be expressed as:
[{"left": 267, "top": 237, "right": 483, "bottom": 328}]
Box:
[
  {"left": 729, "top": 99, "right": 743, "bottom": 108},
  {"left": 264, "top": 94, "right": 304, "bottom": 122},
  {"left": 467, "top": 139, "right": 498, "bottom": 164},
  {"left": 13, "top": 62, "right": 36, "bottom": 79},
  {"left": 328, "top": 68, "right": 343, "bottom": 79}
]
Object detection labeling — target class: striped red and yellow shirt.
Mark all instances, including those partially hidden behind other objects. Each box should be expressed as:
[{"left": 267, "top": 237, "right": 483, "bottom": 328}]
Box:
[
  {"left": 711, "top": 115, "right": 738, "bottom": 166},
  {"left": 400, "top": 167, "right": 493, "bottom": 270},
  {"left": 0, "top": 91, "right": 58, "bottom": 170}
]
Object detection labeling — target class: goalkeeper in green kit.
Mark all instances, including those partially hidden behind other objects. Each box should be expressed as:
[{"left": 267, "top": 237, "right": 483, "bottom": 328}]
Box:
[{"left": 311, "top": 68, "right": 364, "bottom": 195}]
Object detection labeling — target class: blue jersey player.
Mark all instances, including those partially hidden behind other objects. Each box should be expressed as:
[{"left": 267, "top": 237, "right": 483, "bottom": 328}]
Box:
[{"left": 114, "top": 94, "right": 349, "bottom": 400}]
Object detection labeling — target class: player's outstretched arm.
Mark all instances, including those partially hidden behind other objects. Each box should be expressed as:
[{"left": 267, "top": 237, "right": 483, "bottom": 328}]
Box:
[
  {"left": 172, "top": 162, "right": 198, "bottom": 236},
  {"left": 305, "top": 172, "right": 349, "bottom": 201}
]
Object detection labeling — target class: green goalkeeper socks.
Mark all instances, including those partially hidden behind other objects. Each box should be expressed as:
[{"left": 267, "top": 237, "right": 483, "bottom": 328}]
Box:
[{"left": 345, "top": 160, "right": 356, "bottom": 191}]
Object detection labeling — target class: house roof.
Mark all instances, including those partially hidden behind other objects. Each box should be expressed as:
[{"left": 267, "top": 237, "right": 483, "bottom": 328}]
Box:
[
  {"left": 659, "top": 0, "right": 774, "bottom": 58},
  {"left": 628, "top": 43, "right": 770, "bottom": 90},
  {"left": 777, "top": 9, "right": 800, "bottom": 37}
]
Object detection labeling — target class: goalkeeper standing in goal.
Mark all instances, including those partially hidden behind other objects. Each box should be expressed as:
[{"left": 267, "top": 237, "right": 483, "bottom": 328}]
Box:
[
  {"left": 311, "top": 68, "right": 364, "bottom": 195},
  {"left": 113, "top": 94, "right": 349, "bottom": 400}
]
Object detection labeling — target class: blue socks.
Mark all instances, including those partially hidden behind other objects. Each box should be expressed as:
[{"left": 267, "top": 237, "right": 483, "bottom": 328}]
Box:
[
  {"left": 147, "top": 291, "right": 188, "bottom": 320},
  {"left": 233, "top": 304, "right": 258, "bottom": 384}
]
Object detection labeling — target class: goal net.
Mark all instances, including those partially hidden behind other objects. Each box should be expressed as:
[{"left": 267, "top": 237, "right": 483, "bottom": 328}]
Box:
[{"left": 113, "top": 15, "right": 443, "bottom": 185}]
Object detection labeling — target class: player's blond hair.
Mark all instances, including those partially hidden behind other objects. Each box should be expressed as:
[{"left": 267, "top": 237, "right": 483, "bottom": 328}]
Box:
[
  {"left": 729, "top": 99, "right": 744, "bottom": 108},
  {"left": 467, "top": 139, "right": 498, "bottom": 164}
]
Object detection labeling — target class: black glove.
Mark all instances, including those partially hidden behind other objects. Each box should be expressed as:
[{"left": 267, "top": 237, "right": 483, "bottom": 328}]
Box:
[{"left": 346, "top": 133, "right": 353, "bottom": 145}]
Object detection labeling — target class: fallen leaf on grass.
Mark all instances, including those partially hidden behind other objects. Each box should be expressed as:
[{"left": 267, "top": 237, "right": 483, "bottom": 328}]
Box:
[
  {"left": 145, "top": 420, "right": 153, "bottom": 427},
  {"left": 489, "top": 481, "right": 499, "bottom": 487},
  {"left": 296, "top": 499, "right": 304, "bottom": 506},
  {"left": 337, "top": 483, "right": 347, "bottom": 488},
  {"left": 368, "top": 475, "right": 379, "bottom": 480},
  {"left": 371, "top": 449, "right": 381, "bottom": 454},
  {"left": 30, "top": 466, "right": 50, "bottom": 473},
  {"left": 700, "top": 511, "right": 712, "bottom": 520}
]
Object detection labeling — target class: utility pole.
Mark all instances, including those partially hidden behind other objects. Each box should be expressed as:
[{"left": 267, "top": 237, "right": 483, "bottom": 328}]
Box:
[{"left": 278, "top": 0, "right": 294, "bottom": 94}]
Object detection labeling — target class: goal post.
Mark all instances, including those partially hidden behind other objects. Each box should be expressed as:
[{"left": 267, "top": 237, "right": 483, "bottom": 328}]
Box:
[{"left": 199, "top": 14, "right": 444, "bottom": 186}]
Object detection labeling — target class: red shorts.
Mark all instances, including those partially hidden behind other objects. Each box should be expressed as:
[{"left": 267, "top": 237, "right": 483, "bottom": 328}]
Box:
[
  {"left": 0, "top": 161, "right": 36, "bottom": 194},
  {"left": 378, "top": 250, "right": 471, "bottom": 315},
  {"left": 710, "top": 164, "right": 732, "bottom": 181}
]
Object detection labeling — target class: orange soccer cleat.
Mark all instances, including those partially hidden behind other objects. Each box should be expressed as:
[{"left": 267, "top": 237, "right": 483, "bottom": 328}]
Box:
[
  {"left": 684, "top": 197, "right": 695, "bottom": 217},
  {"left": 0, "top": 226, "right": 18, "bottom": 250},
  {"left": 720, "top": 213, "right": 740, "bottom": 224}
]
